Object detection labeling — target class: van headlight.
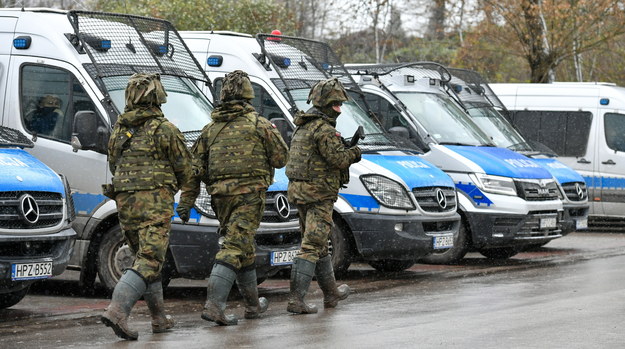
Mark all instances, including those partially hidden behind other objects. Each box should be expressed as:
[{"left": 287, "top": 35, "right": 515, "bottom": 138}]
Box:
[
  {"left": 59, "top": 174, "right": 76, "bottom": 223},
  {"left": 194, "top": 182, "right": 217, "bottom": 218},
  {"left": 469, "top": 173, "right": 517, "bottom": 196},
  {"left": 360, "top": 174, "right": 415, "bottom": 210}
]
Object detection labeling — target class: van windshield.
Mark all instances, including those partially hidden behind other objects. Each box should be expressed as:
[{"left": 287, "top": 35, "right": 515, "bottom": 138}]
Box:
[
  {"left": 395, "top": 92, "right": 492, "bottom": 146},
  {"left": 466, "top": 105, "right": 531, "bottom": 151},
  {"left": 102, "top": 75, "right": 213, "bottom": 132}
]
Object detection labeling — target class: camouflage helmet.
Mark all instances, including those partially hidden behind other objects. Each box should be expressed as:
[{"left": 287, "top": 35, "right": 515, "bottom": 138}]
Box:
[
  {"left": 220, "top": 70, "right": 255, "bottom": 102},
  {"left": 307, "top": 77, "right": 349, "bottom": 108},
  {"left": 124, "top": 73, "right": 167, "bottom": 110},
  {"left": 39, "top": 94, "right": 61, "bottom": 108}
]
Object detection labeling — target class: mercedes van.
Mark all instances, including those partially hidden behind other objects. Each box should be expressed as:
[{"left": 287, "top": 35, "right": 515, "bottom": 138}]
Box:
[
  {"left": 346, "top": 63, "right": 564, "bottom": 262},
  {"left": 0, "top": 9, "right": 299, "bottom": 292},
  {"left": 491, "top": 82, "right": 625, "bottom": 229},
  {"left": 0, "top": 125, "right": 75, "bottom": 308},
  {"left": 181, "top": 31, "right": 461, "bottom": 273}
]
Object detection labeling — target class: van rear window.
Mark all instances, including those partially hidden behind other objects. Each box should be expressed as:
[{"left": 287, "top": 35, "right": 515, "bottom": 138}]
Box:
[{"left": 508, "top": 110, "right": 592, "bottom": 157}]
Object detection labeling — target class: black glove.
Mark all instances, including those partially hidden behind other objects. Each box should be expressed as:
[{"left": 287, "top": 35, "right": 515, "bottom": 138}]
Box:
[
  {"left": 352, "top": 147, "right": 362, "bottom": 163},
  {"left": 176, "top": 205, "right": 190, "bottom": 223}
]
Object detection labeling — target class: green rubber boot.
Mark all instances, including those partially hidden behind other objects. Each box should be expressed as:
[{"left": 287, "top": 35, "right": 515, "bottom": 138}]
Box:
[
  {"left": 287, "top": 258, "right": 318, "bottom": 314},
  {"left": 101, "top": 270, "right": 147, "bottom": 340},
  {"left": 315, "top": 255, "right": 350, "bottom": 308},
  {"left": 236, "top": 267, "right": 268, "bottom": 319},
  {"left": 201, "top": 264, "right": 238, "bottom": 326},
  {"left": 143, "top": 281, "right": 174, "bottom": 333}
]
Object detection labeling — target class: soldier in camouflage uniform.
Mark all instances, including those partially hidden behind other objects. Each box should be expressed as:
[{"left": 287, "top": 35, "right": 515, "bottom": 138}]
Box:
[
  {"left": 286, "top": 78, "right": 361, "bottom": 314},
  {"left": 101, "top": 73, "right": 195, "bottom": 340},
  {"left": 178, "top": 70, "right": 288, "bottom": 326}
]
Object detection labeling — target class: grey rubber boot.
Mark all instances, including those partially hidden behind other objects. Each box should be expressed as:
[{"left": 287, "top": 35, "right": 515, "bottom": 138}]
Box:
[
  {"left": 236, "top": 268, "right": 268, "bottom": 319},
  {"left": 315, "top": 255, "right": 350, "bottom": 308},
  {"left": 143, "top": 281, "right": 174, "bottom": 333},
  {"left": 287, "top": 257, "right": 318, "bottom": 314},
  {"left": 201, "top": 264, "right": 238, "bottom": 326},
  {"left": 101, "top": 270, "right": 147, "bottom": 340}
]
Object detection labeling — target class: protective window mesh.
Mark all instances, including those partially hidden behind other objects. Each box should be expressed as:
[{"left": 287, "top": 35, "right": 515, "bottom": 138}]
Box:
[{"left": 0, "top": 126, "right": 34, "bottom": 148}]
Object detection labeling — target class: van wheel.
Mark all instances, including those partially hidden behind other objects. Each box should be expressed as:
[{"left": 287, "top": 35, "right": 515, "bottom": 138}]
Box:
[
  {"left": 0, "top": 286, "right": 30, "bottom": 309},
  {"left": 368, "top": 260, "right": 415, "bottom": 272},
  {"left": 328, "top": 220, "right": 352, "bottom": 277},
  {"left": 98, "top": 225, "right": 133, "bottom": 293},
  {"left": 479, "top": 247, "right": 520, "bottom": 259},
  {"left": 419, "top": 217, "right": 470, "bottom": 265}
]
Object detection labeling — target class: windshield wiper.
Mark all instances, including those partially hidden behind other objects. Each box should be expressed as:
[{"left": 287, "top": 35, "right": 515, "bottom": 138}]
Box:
[{"left": 438, "top": 141, "right": 477, "bottom": 146}]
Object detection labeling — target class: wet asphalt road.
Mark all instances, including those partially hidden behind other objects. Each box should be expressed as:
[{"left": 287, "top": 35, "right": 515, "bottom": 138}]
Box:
[{"left": 1, "top": 232, "right": 625, "bottom": 348}]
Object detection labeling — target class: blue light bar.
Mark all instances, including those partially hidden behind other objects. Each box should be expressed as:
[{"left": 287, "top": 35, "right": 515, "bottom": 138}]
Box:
[
  {"left": 283, "top": 58, "right": 291, "bottom": 67},
  {"left": 207, "top": 55, "right": 223, "bottom": 67},
  {"left": 13, "top": 36, "right": 31, "bottom": 49},
  {"left": 158, "top": 45, "right": 167, "bottom": 55},
  {"left": 600, "top": 98, "right": 610, "bottom": 105}
]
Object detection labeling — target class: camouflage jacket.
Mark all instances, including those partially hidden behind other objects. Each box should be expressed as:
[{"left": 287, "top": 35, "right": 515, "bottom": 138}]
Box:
[
  {"left": 287, "top": 108, "right": 361, "bottom": 204},
  {"left": 108, "top": 106, "right": 196, "bottom": 207},
  {"left": 189, "top": 100, "right": 288, "bottom": 196}
]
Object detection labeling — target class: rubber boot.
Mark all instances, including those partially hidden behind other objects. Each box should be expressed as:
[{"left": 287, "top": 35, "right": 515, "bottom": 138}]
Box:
[
  {"left": 201, "top": 263, "right": 238, "bottom": 326},
  {"left": 315, "top": 255, "right": 350, "bottom": 308},
  {"left": 236, "top": 267, "right": 268, "bottom": 319},
  {"left": 287, "top": 257, "right": 318, "bottom": 314},
  {"left": 143, "top": 281, "right": 174, "bottom": 333},
  {"left": 101, "top": 270, "right": 147, "bottom": 340}
]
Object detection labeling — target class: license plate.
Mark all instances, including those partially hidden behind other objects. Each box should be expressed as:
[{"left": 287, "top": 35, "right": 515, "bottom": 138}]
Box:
[
  {"left": 11, "top": 261, "right": 53, "bottom": 281},
  {"left": 576, "top": 218, "right": 588, "bottom": 230},
  {"left": 433, "top": 235, "right": 454, "bottom": 249},
  {"left": 540, "top": 217, "right": 557, "bottom": 229},
  {"left": 270, "top": 250, "right": 298, "bottom": 266}
]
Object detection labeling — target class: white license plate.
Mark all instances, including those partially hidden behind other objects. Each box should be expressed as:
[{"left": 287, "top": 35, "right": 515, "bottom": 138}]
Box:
[
  {"left": 270, "top": 250, "right": 298, "bottom": 266},
  {"left": 11, "top": 261, "right": 53, "bottom": 281},
  {"left": 540, "top": 217, "right": 557, "bottom": 229},
  {"left": 576, "top": 218, "right": 588, "bottom": 230},
  {"left": 433, "top": 235, "right": 454, "bottom": 249}
]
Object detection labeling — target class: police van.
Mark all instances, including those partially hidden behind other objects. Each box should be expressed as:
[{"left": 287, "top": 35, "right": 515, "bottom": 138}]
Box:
[
  {"left": 490, "top": 82, "right": 625, "bottom": 229},
  {"left": 0, "top": 9, "right": 300, "bottom": 292},
  {"left": 181, "top": 31, "right": 461, "bottom": 274},
  {"left": 446, "top": 68, "right": 589, "bottom": 240},
  {"left": 345, "top": 63, "right": 564, "bottom": 263},
  {"left": 0, "top": 126, "right": 76, "bottom": 308}
]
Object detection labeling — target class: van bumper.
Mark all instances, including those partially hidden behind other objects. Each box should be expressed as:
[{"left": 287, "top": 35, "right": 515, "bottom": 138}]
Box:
[
  {"left": 0, "top": 226, "right": 76, "bottom": 294},
  {"left": 341, "top": 212, "right": 461, "bottom": 261},
  {"left": 561, "top": 202, "right": 590, "bottom": 235},
  {"left": 466, "top": 210, "right": 563, "bottom": 248},
  {"left": 168, "top": 222, "right": 300, "bottom": 280}
]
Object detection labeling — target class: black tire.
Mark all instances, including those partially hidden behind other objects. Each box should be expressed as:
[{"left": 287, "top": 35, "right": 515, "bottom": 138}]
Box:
[
  {"left": 368, "top": 259, "right": 415, "bottom": 272},
  {"left": 0, "top": 286, "right": 30, "bottom": 309},
  {"left": 479, "top": 247, "right": 520, "bottom": 259},
  {"left": 97, "top": 225, "right": 134, "bottom": 293},
  {"left": 420, "top": 216, "right": 470, "bottom": 265},
  {"left": 328, "top": 220, "right": 352, "bottom": 277}
]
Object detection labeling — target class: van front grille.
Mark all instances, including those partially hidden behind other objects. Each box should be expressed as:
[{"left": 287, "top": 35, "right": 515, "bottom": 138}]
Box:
[{"left": 0, "top": 191, "right": 63, "bottom": 229}]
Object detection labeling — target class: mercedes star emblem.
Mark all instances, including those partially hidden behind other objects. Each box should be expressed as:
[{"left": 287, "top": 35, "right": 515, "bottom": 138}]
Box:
[
  {"left": 19, "top": 194, "right": 40, "bottom": 224},
  {"left": 575, "top": 183, "right": 586, "bottom": 200},
  {"left": 274, "top": 194, "right": 290, "bottom": 220},
  {"left": 435, "top": 188, "right": 447, "bottom": 210}
]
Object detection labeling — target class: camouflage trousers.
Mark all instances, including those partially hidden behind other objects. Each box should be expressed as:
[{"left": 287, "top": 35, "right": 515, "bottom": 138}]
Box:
[
  {"left": 211, "top": 191, "right": 265, "bottom": 270},
  {"left": 296, "top": 200, "right": 334, "bottom": 263},
  {"left": 115, "top": 187, "right": 174, "bottom": 283}
]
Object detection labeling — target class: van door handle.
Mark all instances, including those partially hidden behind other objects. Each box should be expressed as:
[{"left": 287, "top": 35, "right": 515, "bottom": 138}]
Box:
[
  {"left": 577, "top": 158, "right": 591, "bottom": 164},
  {"left": 602, "top": 159, "right": 616, "bottom": 165}
]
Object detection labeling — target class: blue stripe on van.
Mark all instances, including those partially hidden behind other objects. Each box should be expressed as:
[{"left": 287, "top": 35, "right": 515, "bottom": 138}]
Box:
[
  {"left": 444, "top": 145, "right": 552, "bottom": 179},
  {"left": 72, "top": 192, "right": 106, "bottom": 215},
  {"left": 456, "top": 181, "right": 493, "bottom": 206},
  {"left": 339, "top": 193, "right": 380, "bottom": 211},
  {"left": 584, "top": 175, "right": 625, "bottom": 189}
]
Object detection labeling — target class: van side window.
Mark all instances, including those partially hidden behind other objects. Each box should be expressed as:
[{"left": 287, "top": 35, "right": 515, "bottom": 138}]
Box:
[
  {"left": 509, "top": 110, "right": 592, "bottom": 157},
  {"left": 605, "top": 113, "right": 625, "bottom": 152},
  {"left": 20, "top": 65, "right": 98, "bottom": 142},
  {"left": 213, "top": 79, "right": 286, "bottom": 121}
]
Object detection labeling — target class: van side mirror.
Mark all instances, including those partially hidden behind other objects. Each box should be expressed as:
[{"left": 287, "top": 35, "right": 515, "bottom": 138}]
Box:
[
  {"left": 270, "top": 118, "right": 293, "bottom": 145},
  {"left": 71, "top": 110, "right": 109, "bottom": 154}
]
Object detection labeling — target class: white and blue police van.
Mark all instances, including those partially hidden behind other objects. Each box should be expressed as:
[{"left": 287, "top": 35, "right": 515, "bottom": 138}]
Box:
[
  {"left": 346, "top": 63, "right": 564, "bottom": 263},
  {"left": 446, "top": 68, "right": 589, "bottom": 242},
  {"left": 0, "top": 8, "right": 299, "bottom": 292},
  {"left": 180, "top": 31, "right": 461, "bottom": 274},
  {"left": 491, "top": 82, "right": 625, "bottom": 230},
  {"left": 0, "top": 126, "right": 76, "bottom": 308}
]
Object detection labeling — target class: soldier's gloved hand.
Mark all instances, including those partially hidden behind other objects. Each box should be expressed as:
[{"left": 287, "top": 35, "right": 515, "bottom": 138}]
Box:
[
  {"left": 352, "top": 146, "right": 362, "bottom": 163},
  {"left": 176, "top": 205, "right": 190, "bottom": 223},
  {"left": 341, "top": 136, "right": 350, "bottom": 147}
]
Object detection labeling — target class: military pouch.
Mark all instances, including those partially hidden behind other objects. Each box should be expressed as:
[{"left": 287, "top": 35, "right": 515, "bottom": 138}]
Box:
[{"left": 101, "top": 183, "right": 118, "bottom": 200}]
